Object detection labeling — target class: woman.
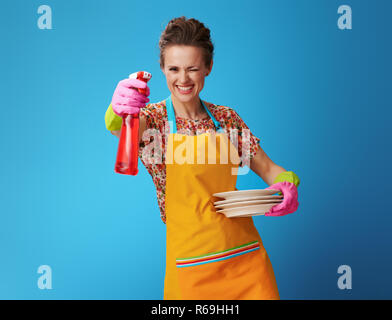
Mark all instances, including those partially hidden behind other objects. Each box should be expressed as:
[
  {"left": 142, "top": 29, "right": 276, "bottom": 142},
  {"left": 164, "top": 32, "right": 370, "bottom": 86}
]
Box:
[{"left": 105, "top": 17, "right": 300, "bottom": 300}]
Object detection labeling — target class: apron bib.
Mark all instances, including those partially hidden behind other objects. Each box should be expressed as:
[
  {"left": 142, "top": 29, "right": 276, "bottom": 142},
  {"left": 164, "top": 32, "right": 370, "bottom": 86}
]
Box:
[{"left": 163, "top": 96, "right": 279, "bottom": 300}]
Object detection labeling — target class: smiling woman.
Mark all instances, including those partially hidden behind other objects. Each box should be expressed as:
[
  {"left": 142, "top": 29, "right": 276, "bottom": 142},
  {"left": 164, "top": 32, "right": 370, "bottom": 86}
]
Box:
[{"left": 104, "top": 16, "right": 300, "bottom": 300}]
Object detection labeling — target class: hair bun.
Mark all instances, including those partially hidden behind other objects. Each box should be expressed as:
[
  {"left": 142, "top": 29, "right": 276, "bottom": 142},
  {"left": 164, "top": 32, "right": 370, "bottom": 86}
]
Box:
[{"left": 159, "top": 16, "right": 214, "bottom": 69}]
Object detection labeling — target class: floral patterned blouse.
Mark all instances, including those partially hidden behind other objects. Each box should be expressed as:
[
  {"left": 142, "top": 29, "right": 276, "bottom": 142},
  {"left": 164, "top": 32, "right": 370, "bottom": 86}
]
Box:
[{"left": 138, "top": 99, "right": 261, "bottom": 224}]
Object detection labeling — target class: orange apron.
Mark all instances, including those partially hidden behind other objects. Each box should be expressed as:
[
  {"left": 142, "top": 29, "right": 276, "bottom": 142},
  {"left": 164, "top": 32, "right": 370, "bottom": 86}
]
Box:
[{"left": 163, "top": 95, "right": 279, "bottom": 300}]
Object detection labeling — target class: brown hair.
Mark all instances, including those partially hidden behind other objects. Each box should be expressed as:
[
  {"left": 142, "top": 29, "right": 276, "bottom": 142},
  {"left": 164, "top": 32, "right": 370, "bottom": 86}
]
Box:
[{"left": 159, "top": 16, "right": 214, "bottom": 69}]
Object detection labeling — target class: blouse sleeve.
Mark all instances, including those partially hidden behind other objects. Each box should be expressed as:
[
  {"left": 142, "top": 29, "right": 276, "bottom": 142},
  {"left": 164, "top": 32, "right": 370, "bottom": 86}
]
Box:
[
  {"left": 227, "top": 109, "right": 261, "bottom": 167},
  {"left": 138, "top": 103, "right": 167, "bottom": 163},
  {"left": 140, "top": 104, "right": 159, "bottom": 131}
]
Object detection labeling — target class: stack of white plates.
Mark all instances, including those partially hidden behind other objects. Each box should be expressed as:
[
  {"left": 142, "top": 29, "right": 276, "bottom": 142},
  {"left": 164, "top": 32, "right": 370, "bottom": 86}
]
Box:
[{"left": 212, "top": 189, "right": 282, "bottom": 218}]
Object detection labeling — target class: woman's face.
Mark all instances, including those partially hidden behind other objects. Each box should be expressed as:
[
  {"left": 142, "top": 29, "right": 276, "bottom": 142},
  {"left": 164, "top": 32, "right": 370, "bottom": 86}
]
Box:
[{"left": 162, "top": 45, "right": 212, "bottom": 104}]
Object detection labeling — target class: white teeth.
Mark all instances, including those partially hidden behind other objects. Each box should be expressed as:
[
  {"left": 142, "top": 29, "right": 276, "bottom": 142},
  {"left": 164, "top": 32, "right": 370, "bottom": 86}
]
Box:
[{"left": 177, "top": 85, "right": 193, "bottom": 91}]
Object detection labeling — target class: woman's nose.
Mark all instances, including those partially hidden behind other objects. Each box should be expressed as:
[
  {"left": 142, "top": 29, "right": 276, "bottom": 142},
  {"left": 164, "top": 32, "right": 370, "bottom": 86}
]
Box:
[{"left": 179, "top": 70, "right": 189, "bottom": 83}]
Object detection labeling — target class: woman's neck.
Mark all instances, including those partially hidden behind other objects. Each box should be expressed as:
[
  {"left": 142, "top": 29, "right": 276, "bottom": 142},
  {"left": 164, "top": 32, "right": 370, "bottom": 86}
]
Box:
[{"left": 171, "top": 94, "right": 207, "bottom": 120}]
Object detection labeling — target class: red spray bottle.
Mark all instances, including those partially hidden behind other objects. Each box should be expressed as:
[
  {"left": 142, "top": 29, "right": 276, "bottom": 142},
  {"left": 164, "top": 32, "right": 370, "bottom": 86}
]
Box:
[{"left": 114, "top": 71, "right": 152, "bottom": 175}]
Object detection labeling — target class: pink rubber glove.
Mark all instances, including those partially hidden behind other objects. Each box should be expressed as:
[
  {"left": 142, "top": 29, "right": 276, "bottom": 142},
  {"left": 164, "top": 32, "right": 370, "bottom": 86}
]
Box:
[
  {"left": 265, "top": 181, "right": 299, "bottom": 216},
  {"left": 111, "top": 78, "right": 150, "bottom": 117}
]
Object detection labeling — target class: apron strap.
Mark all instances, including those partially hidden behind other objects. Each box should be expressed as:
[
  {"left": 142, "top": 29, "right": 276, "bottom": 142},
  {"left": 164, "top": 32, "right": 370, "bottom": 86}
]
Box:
[
  {"left": 166, "top": 95, "right": 223, "bottom": 134},
  {"left": 166, "top": 95, "right": 177, "bottom": 134}
]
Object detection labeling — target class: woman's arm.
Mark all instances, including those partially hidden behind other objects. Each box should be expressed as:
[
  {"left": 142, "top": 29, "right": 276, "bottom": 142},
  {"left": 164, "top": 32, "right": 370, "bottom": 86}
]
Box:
[
  {"left": 249, "top": 146, "right": 286, "bottom": 186},
  {"left": 110, "top": 130, "right": 121, "bottom": 138}
]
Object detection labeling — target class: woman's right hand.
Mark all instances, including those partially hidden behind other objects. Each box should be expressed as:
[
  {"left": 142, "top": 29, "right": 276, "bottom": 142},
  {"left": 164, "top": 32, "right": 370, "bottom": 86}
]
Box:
[{"left": 111, "top": 78, "right": 150, "bottom": 117}]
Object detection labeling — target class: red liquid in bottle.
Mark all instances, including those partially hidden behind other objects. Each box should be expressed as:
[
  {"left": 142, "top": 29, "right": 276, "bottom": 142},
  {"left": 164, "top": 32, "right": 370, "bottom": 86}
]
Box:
[
  {"left": 114, "top": 71, "right": 151, "bottom": 176},
  {"left": 114, "top": 113, "right": 140, "bottom": 175}
]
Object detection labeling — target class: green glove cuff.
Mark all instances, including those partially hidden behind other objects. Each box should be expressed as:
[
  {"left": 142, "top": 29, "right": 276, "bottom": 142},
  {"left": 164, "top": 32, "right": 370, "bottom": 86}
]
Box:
[
  {"left": 105, "top": 104, "right": 123, "bottom": 131},
  {"left": 273, "top": 171, "right": 300, "bottom": 188}
]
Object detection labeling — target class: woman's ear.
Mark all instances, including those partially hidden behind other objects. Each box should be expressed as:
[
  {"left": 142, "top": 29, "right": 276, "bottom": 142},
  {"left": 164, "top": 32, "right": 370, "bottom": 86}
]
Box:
[{"left": 206, "top": 60, "right": 213, "bottom": 76}]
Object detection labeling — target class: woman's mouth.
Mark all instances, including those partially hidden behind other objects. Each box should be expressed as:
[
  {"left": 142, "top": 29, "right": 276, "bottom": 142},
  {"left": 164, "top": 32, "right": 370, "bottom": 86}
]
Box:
[{"left": 176, "top": 85, "right": 194, "bottom": 95}]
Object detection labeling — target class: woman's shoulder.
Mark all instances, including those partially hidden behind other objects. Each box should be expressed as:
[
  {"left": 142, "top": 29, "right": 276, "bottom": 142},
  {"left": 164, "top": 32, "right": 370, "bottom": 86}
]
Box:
[
  {"left": 204, "top": 101, "right": 233, "bottom": 112},
  {"left": 204, "top": 101, "right": 239, "bottom": 121},
  {"left": 204, "top": 101, "right": 252, "bottom": 131}
]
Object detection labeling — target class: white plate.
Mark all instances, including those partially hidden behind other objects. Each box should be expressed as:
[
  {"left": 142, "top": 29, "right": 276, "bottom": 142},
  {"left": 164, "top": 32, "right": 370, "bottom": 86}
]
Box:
[
  {"left": 217, "top": 203, "right": 278, "bottom": 218},
  {"left": 214, "top": 195, "right": 283, "bottom": 206},
  {"left": 215, "top": 199, "right": 282, "bottom": 209},
  {"left": 213, "top": 189, "right": 280, "bottom": 200}
]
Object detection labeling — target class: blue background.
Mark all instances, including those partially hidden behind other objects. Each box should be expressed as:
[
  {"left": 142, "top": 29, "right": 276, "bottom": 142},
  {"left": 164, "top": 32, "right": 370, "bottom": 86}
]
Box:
[{"left": 0, "top": 0, "right": 391, "bottom": 299}]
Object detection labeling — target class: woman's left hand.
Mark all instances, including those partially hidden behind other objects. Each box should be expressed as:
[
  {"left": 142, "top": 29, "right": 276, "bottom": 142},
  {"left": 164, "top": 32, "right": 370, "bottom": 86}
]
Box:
[{"left": 265, "top": 181, "right": 299, "bottom": 217}]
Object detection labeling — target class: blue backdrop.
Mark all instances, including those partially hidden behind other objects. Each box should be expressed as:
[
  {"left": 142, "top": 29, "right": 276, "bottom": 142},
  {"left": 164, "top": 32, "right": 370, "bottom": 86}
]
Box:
[{"left": 0, "top": 0, "right": 391, "bottom": 299}]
